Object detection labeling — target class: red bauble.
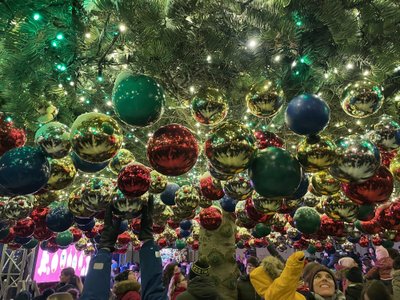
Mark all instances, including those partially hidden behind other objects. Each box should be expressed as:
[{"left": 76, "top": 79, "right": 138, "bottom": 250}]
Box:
[
  {"left": 341, "top": 166, "right": 393, "bottom": 205},
  {"left": 131, "top": 218, "right": 141, "bottom": 232},
  {"left": 0, "top": 227, "right": 15, "bottom": 244},
  {"left": 253, "top": 238, "right": 265, "bottom": 248},
  {"left": 324, "top": 241, "right": 335, "bottom": 253},
  {"left": 380, "top": 148, "right": 397, "bottom": 168},
  {"left": 359, "top": 218, "right": 383, "bottom": 234},
  {"left": 191, "top": 240, "right": 199, "bottom": 250},
  {"left": 118, "top": 163, "right": 150, "bottom": 197},
  {"left": 320, "top": 215, "right": 345, "bottom": 237},
  {"left": 372, "top": 235, "right": 382, "bottom": 246},
  {"left": 0, "top": 118, "right": 26, "bottom": 156},
  {"left": 359, "top": 235, "right": 370, "bottom": 247},
  {"left": 199, "top": 174, "right": 224, "bottom": 200},
  {"left": 13, "top": 218, "right": 35, "bottom": 237},
  {"left": 30, "top": 207, "right": 50, "bottom": 223},
  {"left": 153, "top": 224, "right": 165, "bottom": 234},
  {"left": 85, "top": 225, "right": 101, "bottom": 239},
  {"left": 147, "top": 124, "right": 199, "bottom": 176},
  {"left": 314, "top": 241, "right": 324, "bottom": 252},
  {"left": 157, "top": 237, "right": 168, "bottom": 248},
  {"left": 69, "top": 227, "right": 82, "bottom": 242},
  {"left": 115, "top": 246, "right": 128, "bottom": 254},
  {"left": 254, "top": 130, "right": 284, "bottom": 149},
  {"left": 44, "top": 237, "right": 59, "bottom": 253},
  {"left": 376, "top": 204, "right": 400, "bottom": 230},
  {"left": 117, "top": 232, "right": 131, "bottom": 245},
  {"left": 390, "top": 198, "right": 400, "bottom": 220},
  {"left": 175, "top": 228, "right": 182, "bottom": 239},
  {"left": 33, "top": 223, "right": 53, "bottom": 241},
  {"left": 245, "top": 198, "right": 272, "bottom": 223},
  {"left": 199, "top": 207, "right": 222, "bottom": 230},
  {"left": 167, "top": 219, "right": 179, "bottom": 229}
]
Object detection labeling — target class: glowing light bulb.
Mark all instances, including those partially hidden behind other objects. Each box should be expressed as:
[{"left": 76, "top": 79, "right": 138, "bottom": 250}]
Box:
[
  {"left": 247, "top": 38, "right": 258, "bottom": 49},
  {"left": 346, "top": 62, "right": 354, "bottom": 70},
  {"left": 189, "top": 86, "right": 195, "bottom": 94},
  {"left": 119, "top": 24, "right": 127, "bottom": 32},
  {"left": 85, "top": 33, "right": 91, "bottom": 39},
  {"left": 363, "top": 70, "right": 370, "bottom": 76},
  {"left": 93, "top": 108, "right": 99, "bottom": 113},
  {"left": 273, "top": 55, "right": 281, "bottom": 62},
  {"left": 324, "top": 73, "right": 329, "bottom": 79},
  {"left": 56, "top": 33, "right": 64, "bottom": 40},
  {"left": 106, "top": 101, "right": 113, "bottom": 106},
  {"left": 33, "top": 13, "right": 41, "bottom": 21},
  {"left": 206, "top": 55, "right": 212, "bottom": 63}
]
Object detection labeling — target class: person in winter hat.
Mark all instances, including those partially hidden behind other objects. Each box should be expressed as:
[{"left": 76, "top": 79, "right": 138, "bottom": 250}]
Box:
[
  {"left": 307, "top": 265, "right": 346, "bottom": 300},
  {"left": 344, "top": 267, "right": 364, "bottom": 300},
  {"left": 250, "top": 251, "right": 306, "bottom": 300},
  {"left": 392, "top": 256, "right": 400, "bottom": 300},
  {"left": 297, "top": 262, "right": 321, "bottom": 295},
  {"left": 335, "top": 257, "right": 358, "bottom": 293},
  {"left": 365, "top": 246, "right": 393, "bottom": 292},
  {"left": 112, "top": 270, "right": 141, "bottom": 300},
  {"left": 176, "top": 259, "right": 219, "bottom": 300},
  {"left": 237, "top": 256, "right": 262, "bottom": 300}
]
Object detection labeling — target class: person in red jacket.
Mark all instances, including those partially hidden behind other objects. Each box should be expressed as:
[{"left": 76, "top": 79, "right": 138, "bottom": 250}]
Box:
[
  {"left": 365, "top": 246, "right": 393, "bottom": 293},
  {"left": 113, "top": 270, "right": 141, "bottom": 300},
  {"left": 168, "top": 272, "right": 188, "bottom": 300}
]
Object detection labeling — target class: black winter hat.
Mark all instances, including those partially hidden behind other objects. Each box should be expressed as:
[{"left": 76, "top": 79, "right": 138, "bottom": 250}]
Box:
[
  {"left": 246, "top": 256, "right": 259, "bottom": 267},
  {"left": 308, "top": 265, "right": 337, "bottom": 292},
  {"left": 346, "top": 267, "right": 363, "bottom": 283},
  {"left": 189, "top": 260, "right": 210, "bottom": 280}
]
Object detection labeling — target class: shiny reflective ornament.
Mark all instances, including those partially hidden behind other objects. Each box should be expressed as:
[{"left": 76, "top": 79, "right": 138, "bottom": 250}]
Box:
[
  {"left": 0, "top": 147, "right": 51, "bottom": 195},
  {"left": 244, "top": 198, "right": 273, "bottom": 223},
  {"left": 246, "top": 81, "right": 284, "bottom": 118},
  {"left": 320, "top": 214, "right": 345, "bottom": 237},
  {"left": 70, "top": 152, "right": 109, "bottom": 173},
  {"left": 324, "top": 194, "right": 358, "bottom": 222},
  {"left": 4, "top": 196, "right": 33, "bottom": 220},
  {"left": 223, "top": 175, "right": 253, "bottom": 200},
  {"left": 235, "top": 202, "right": 257, "bottom": 229},
  {"left": 55, "top": 230, "right": 73, "bottom": 247},
  {"left": 390, "top": 199, "right": 400, "bottom": 221},
  {"left": 160, "top": 183, "right": 180, "bottom": 206},
  {"left": 175, "top": 185, "right": 200, "bottom": 211},
  {"left": 311, "top": 171, "right": 340, "bottom": 195},
  {"left": 13, "top": 218, "right": 35, "bottom": 237},
  {"left": 302, "top": 192, "right": 320, "bottom": 207},
  {"left": 153, "top": 195, "right": 166, "bottom": 216},
  {"left": 109, "top": 149, "right": 135, "bottom": 174},
  {"left": 81, "top": 177, "right": 114, "bottom": 212},
  {"left": 23, "top": 238, "right": 38, "bottom": 249},
  {"left": 191, "top": 88, "right": 228, "bottom": 126},
  {"left": 341, "top": 81, "right": 384, "bottom": 118},
  {"left": 297, "top": 136, "right": 336, "bottom": 172},
  {"left": 34, "top": 191, "right": 61, "bottom": 208},
  {"left": 199, "top": 206, "right": 222, "bottom": 231},
  {"left": 357, "top": 204, "right": 375, "bottom": 221},
  {"left": 118, "top": 163, "right": 150, "bottom": 197},
  {"left": 46, "top": 203, "right": 74, "bottom": 232},
  {"left": 112, "top": 73, "right": 165, "bottom": 127},
  {"left": 220, "top": 195, "right": 237, "bottom": 212},
  {"left": 330, "top": 136, "right": 380, "bottom": 183},
  {"left": 199, "top": 196, "right": 212, "bottom": 208},
  {"left": 46, "top": 156, "right": 76, "bottom": 190},
  {"left": 33, "top": 224, "right": 53, "bottom": 241},
  {"left": 113, "top": 190, "right": 147, "bottom": 217},
  {"left": 371, "top": 115, "right": 400, "bottom": 150},
  {"left": 293, "top": 207, "right": 321, "bottom": 234},
  {"left": 251, "top": 193, "right": 281, "bottom": 215},
  {"left": 30, "top": 207, "right": 49, "bottom": 224},
  {"left": 174, "top": 205, "right": 195, "bottom": 220},
  {"left": 68, "top": 188, "right": 95, "bottom": 218},
  {"left": 285, "top": 94, "right": 330, "bottom": 136},
  {"left": 208, "top": 163, "right": 233, "bottom": 181},
  {"left": 34, "top": 122, "right": 71, "bottom": 159},
  {"left": 149, "top": 170, "right": 167, "bottom": 194},
  {"left": 288, "top": 174, "right": 309, "bottom": 200},
  {"left": 0, "top": 117, "right": 26, "bottom": 156},
  {"left": 389, "top": 154, "right": 400, "bottom": 182},
  {"left": 70, "top": 227, "right": 83, "bottom": 243},
  {"left": 279, "top": 198, "right": 301, "bottom": 213},
  {"left": 199, "top": 172, "right": 224, "bottom": 200},
  {"left": 147, "top": 124, "right": 199, "bottom": 176},
  {"left": 375, "top": 204, "right": 400, "bottom": 230},
  {"left": 381, "top": 149, "right": 397, "bottom": 168},
  {"left": 70, "top": 112, "right": 123, "bottom": 163},
  {"left": 205, "top": 121, "right": 256, "bottom": 174},
  {"left": 253, "top": 130, "right": 284, "bottom": 149},
  {"left": 249, "top": 147, "right": 302, "bottom": 197},
  {"left": 341, "top": 166, "right": 393, "bottom": 205},
  {"left": 286, "top": 226, "right": 301, "bottom": 240}
]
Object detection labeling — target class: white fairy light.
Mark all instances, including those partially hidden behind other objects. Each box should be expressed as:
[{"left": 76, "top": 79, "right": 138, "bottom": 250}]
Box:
[{"left": 247, "top": 38, "right": 258, "bottom": 49}]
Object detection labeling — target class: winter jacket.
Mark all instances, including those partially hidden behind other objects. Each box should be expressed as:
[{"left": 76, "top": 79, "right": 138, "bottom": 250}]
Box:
[
  {"left": 176, "top": 276, "right": 220, "bottom": 300},
  {"left": 237, "top": 274, "right": 262, "bottom": 300},
  {"left": 250, "top": 251, "right": 306, "bottom": 300},
  {"left": 344, "top": 283, "right": 363, "bottom": 300},
  {"left": 393, "top": 269, "right": 400, "bottom": 300},
  {"left": 305, "top": 291, "right": 346, "bottom": 300},
  {"left": 171, "top": 286, "right": 187, "bottom": 300},
  {"left": 365, "top": 257, "right": 393, "bottom": 280},
  {"left": 113, "top": 280, "right": 141, "bottom": 300}
]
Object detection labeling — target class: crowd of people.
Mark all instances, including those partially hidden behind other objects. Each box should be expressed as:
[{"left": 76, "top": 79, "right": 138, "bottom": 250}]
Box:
[{"left": 16, "top": 196, "right": 400, "bottom": 300}]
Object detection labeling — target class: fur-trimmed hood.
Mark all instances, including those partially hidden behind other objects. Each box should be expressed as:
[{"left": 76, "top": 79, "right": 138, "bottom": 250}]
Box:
[
  {"left": 260, "top": 255, "right": 285, "bottom": 280},
  {"left": 113, "top": 280, "right": 141, "bottom": 296}
]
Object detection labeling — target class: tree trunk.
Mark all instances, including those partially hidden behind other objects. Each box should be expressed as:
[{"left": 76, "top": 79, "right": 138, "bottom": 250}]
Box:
[{"left": 199, "top": 211, "right": 238, "bottom": 300}]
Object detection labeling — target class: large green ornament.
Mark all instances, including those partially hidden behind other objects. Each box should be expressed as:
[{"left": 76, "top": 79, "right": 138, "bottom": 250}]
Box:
[
  {"left": 112, "top": 72, "right": 165, "bottom": 127},
  {"left": 55, "top": 230, "right": 74, "bottom": 247},
  {"left": 293, "top": 207, "right": 321, "bottom": 234},
  {"left": 249, "top": 147, "right": 302, "bottom": 197},
  {"left": 175, "top": 239, "right": 186, "bottom": 250},
  {"left": 253, "top": 223, "right": 271, "bottom": 238}
]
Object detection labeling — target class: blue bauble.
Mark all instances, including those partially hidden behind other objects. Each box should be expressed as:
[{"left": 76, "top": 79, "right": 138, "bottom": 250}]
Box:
[
  {"left": 0, "top": 228, "right": 9, "bottom": 240},
  {"left": 180, "top": 220, "right": 192, "bottom": 231},
  {"left": 180, "top": 229, "right": 191, "bottom": 238},
  {"left": 74, "top": 216, "right": 94, "bottom": 225},
  {"left": 77, "top": 220, "right": 95, "bottom": 232},
  {"left": 14, "top": 236, "right": 32, "bottom": 245},
  {"left": 0, "top": 147, "right": 51, "bottom": 195},
  {"left": 46, "top": 205, "right": 74, "bottom": 232},
  {"left": 288, "top": 174, "right": 309, "bottom": 200},
  {"left": 160, "top": 183, "right": 180, "bottom": 206},
  {"left": 220, "top": 195, "right": 237, "bottom": 212},
  {"left": 119, "top": 220, "right": 129, "bottom": 234},
  {"left": 285, "top": 94, "right": 330, "bottom": 136},
  {"left": 23, "top": 238, "right": 38, "bottom": 249},
  {"left": 70, "top": 152, "right": 109, "bottom": 173}
]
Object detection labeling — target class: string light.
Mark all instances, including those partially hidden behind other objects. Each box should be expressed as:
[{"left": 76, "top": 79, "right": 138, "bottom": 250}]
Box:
[
  {"left": 206, "top": 55, "right": 212, "bottom": 63},
  {"left": 33, "top": 13, "right": 41, "bottom": 21},
  {"left": 273, "top": 55, "right": 281, "bottom": 62},
  {"left": 119, "top": 24, "right": 127, "bottom": 32},
  {"left": 56, "top": 33, "right": 64, "bottom": 40},
  {"left": 106, "top": 101, "right": 113, "bottom": 106},
  {"left": 324, "top": 73, "right": 330, "bottom": 79},
  {"left": 189, "top": 86, "right": 195, "bottom": 94},
  {"left": 85, "top": 33, "right": 91, "bottom": 39},
  {"left": 333, "top": 68, "right": 339, "bottom": 74},
  {"left": 69, "top": 81, "right": 75, "bottom": 86},
  {"left": 346, "top": 62, "right": 354, "bottom": 70},
  {"left": 93, "top": 108, "right": 99, "bottom": 113},
  {"left": 58, "top": 84, "right": 63, "bottom": 88},
  {"left": 362, "top": 70, "right": 370, "bottom": 76},
  {"left": 247, "top": 38, "right": 258, "bottom": 49},
  {"left": 5, "top": 117, "right": 12, "bottom": 122}
]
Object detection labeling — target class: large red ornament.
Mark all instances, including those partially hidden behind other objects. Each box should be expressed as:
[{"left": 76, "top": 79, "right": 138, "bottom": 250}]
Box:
[
  {"left": 244, "top": 198, "right": 272, "bottom": 223},
  {"left": 254, "top": 130, "right": 284, "bottom": 149},
  {"left": 376, "top": 204, "right": 400, "bottom": 230},
  {"left": 33, "top": 223, "right": 54, "bottom": 241},
  {"left": 167, "top": 219, "right": 179, "bottom": 229},
  {"left": 341, "top": 166, "right": 393, "bottom": 205},
  {"left": 380, "top": 149, "right": 397, "bottom": 167},
  {"left": 157, "top": 237, "right": 168, "bottom": 248},
  {"left": 69, "top": 227, "right": 82, "bottom": 242},
  {"left": 0, "top": 227, "right": 15, "bottom": 244},
  {"left": 199, "top": 173, "right": 224, "bottom": 200},
  {"left": 30, "top": 207, "right": 50, "bottom": 223},
  {"left": 320, "top": 215, "right": 345, "bottom": 237},
  {"left": 118, "top": 163, "right": 150, "bottom": 197},
  {"left": 0, "top": 118, "right": 27, "bottom": 156},
  {"left": 117, "top": 232, "right": 131, "bottom": 245},
  {"left": 199, "top": 207, "right": 222, "bottom": 230},
  {"left": 358, "top": 218, "right": 383, "bottom": 234},
  {"left": 13, "top": 218, "right": 35, "bottom": 237},
  {"left": 147, "top": 124, "right": 199, "bottom": 176},
  {"left": 390, "top": 198, "right": 400, "bottom": 220}
]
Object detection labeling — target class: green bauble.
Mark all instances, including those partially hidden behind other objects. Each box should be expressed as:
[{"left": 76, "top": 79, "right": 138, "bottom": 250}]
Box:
[
  {"left": 23, "top": 238, "right": 39, "bottom": 249},
  {"left": 56, "top": 230, "right": 74, "bottom": 247},
  {"left": 175, "top": 239, "right": 186, "bottom": 250},
  {"left": 112, "top": 73, "right": 165, "bottom": 127},
  {"left": 253, "top": 223, "right": 271, "bottom": 238},
  {"left": 249, "top": 147, "right": 302, "bottom": 197},
  {"left": 109, "top": 149, "right": 135, "bottom": 174},
  {"left": 293, "top": 207, "right": 321, "bottom": 234},
  {"left": 70, "top": 112, "right": 123, "bottom": 163}
]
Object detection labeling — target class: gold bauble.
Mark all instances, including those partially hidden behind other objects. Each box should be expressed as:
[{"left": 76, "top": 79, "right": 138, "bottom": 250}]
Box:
[
  {"left": 311, "top": 171, "right": 340, "bottom": 195},
  {"left": 246, "top": 80, "right": 284, "bottom": 118},
  {"left": 46, "top": 156, "right": 77, "bottom": 190},
  {"left": 296, "top": 136, "right": 336, "bottom": 172},
  {"left": 109, "top": 149, "right": 135, "bottom": 174},
  {"left": 191, "top": 88, "right": 228, "bottom": 126}
]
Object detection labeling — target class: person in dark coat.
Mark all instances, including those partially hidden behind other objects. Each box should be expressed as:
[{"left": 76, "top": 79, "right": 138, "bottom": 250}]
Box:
[
  {"left": 176, "top": 260, "right": 219, "bottom": 300},
  {"left": 54, "top": 268, "right": 82, "bottom": 293},
  {"left": 237, "top": 256, "right": 262, "bottom": 300},
  {"left": 113, "top": 270, "right": 141, "bottom": 300},
  {"left": 361, "top": 280, "right": 392, "bottom": 300},
  {"left": 344, "top": 267, "right": 364, "bottom": 300}
]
